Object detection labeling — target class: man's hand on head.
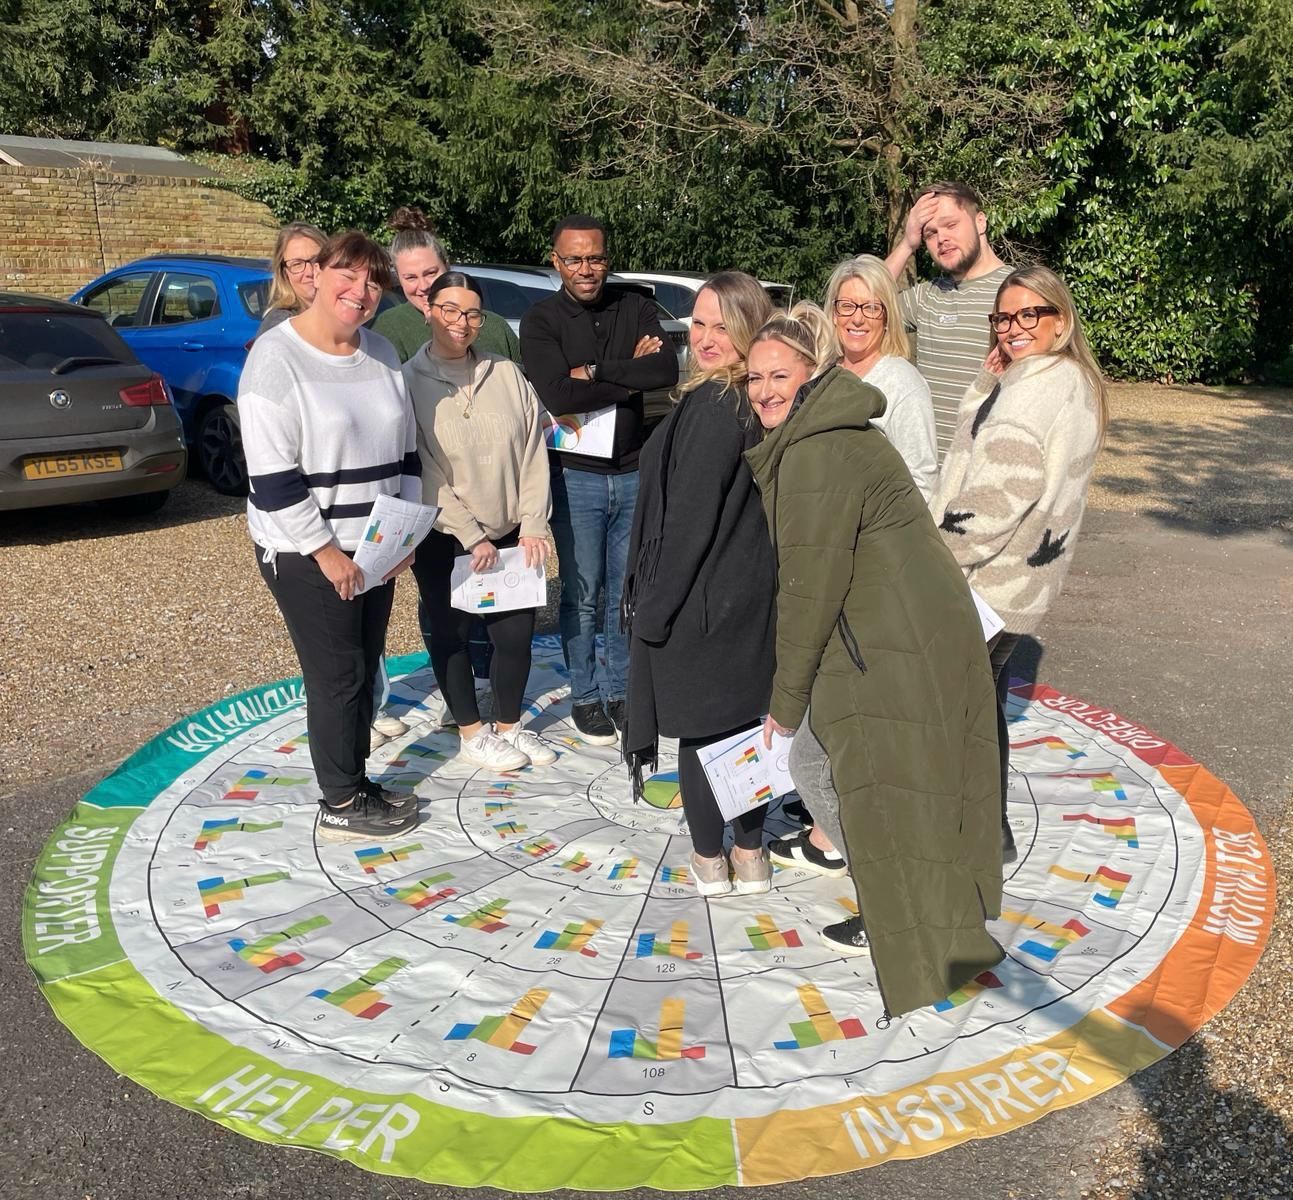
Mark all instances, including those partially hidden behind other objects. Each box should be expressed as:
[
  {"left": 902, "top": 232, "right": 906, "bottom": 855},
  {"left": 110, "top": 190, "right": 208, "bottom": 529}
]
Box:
[{"left": 903, "top": 192, "right": 940, "bottom": 253}]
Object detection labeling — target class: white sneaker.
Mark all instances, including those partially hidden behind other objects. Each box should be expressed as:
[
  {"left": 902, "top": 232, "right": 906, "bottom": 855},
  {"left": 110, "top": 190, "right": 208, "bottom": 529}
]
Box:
[
  {"left": 372, "top": 713, "right": 409, "bottom": 738},
  {"left": 369, "top": 726, "right": 390, "bottom": 752},
  {"left": 497, "top": 724, "right": 558, "bottom": 767},
  {"left": 458, "top": 728, "right": 529, "bottom": 772}
]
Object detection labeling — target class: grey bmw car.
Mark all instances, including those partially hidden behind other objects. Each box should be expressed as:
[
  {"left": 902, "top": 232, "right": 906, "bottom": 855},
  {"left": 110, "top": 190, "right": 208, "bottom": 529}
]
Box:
[{"left": 0, "top": 293, "right": 187, "bottom": 513}]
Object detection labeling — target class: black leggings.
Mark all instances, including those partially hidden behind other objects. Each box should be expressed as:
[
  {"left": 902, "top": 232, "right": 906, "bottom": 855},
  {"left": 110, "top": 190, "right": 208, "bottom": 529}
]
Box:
[
  {"left": 412, "top": 528, "right": 535, "bottom": 726},
  {"left": 988, "top": 630, "right": 1021, "bottom": 816},
  {"left": 678, "top": 721, "right": 768, "bottom": 858}
]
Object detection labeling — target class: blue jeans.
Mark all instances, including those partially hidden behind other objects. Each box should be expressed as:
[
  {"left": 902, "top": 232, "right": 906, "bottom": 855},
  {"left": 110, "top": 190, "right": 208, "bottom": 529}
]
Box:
[{"left": 550, "top": 466, "right": 639, "bottom": 707}]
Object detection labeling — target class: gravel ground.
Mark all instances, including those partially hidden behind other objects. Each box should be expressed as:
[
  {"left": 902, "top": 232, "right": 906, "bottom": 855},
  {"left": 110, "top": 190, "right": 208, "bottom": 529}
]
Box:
[{"left": 2, "top": 379, "right": 1290, "bottom": 1198}]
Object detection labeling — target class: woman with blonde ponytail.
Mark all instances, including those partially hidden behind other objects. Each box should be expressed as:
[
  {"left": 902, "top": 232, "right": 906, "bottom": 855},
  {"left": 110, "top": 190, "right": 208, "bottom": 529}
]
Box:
[
  {"left": 623, "top": 272, "right": 778, "bottom": 897},
  {"left": 743, "top": 303, "right": 1004, "bottom": 1017}
]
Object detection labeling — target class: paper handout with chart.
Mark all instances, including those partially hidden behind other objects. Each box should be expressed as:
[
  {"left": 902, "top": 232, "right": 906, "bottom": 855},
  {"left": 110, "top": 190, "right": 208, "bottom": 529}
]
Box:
[
  {"left": 698, "top": 725, "right": 797, "bottom": 822},
  {"left": 541, "top": 406, "right": 616, "bottom": 458},
  {"left": 352, "top": 494, "right": 441, "bottom": 593},
  {"left": 450, "top": 544, "right": 547, "bottom": 614}
]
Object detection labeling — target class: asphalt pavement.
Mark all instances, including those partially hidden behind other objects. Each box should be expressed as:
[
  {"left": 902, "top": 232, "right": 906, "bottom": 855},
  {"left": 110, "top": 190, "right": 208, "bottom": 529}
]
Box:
[{"left": 2, "top": 505, "right": 1289, "bottom": 1200}]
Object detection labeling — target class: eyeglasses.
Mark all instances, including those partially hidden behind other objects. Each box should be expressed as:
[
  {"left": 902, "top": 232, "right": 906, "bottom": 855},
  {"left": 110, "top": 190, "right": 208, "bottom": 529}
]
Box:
[
  {"left": 988, "top": 305, "right": 1059, "bottom": 333},
  {"left": 832, "top": 299, "right": 885, "bottom": 319},
  {"left": 429, "top": 302, "right": 486, "bottom": 328},
  {"left": 283, "top": 257, "right": 319, "bottom": 277},
  {"left": 556, "top": 255, "right": 610, "bottom": 270}
]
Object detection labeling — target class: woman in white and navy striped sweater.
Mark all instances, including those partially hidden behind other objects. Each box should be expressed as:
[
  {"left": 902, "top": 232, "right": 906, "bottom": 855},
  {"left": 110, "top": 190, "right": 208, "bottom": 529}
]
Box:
[{"left": 238, "top": 230, "right": 422, "bottom": 842}]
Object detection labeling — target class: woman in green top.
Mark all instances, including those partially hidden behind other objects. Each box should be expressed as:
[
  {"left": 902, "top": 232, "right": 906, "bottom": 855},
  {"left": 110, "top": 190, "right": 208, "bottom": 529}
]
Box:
[{"left": 372, "top": 206, "right": 520, "bottom": 363}]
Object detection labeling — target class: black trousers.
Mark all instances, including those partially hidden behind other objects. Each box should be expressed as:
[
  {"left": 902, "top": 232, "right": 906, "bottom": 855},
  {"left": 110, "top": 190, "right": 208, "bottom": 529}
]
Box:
[
  {"left": 411, "top": 527, "right": 536, "bottom": 727},
  {"left": 257, "top": 548, "right": 394, "bottom": 805},
  {"left": 987, "top": 630, "right": 1022, "bottom": 816},
  {"left": 678, "top": 721, "right": 768, "bottom": 858}
]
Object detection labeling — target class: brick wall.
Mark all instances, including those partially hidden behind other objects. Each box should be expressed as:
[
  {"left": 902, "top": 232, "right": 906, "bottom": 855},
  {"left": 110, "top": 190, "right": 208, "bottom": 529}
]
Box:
[{"left": 0, "top": 165, "right": 276, "bottom": 299}]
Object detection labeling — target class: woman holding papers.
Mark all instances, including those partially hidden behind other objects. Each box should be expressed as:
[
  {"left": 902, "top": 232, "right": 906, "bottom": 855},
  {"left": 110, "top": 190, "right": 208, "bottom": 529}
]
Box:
[
  {"left": 743, "top": 303, "right": 1003, "bottom": 1016},
  {"left": 238, "top": 230, "right": 421, "bottom": 842},
  {"left": 405, "top": 271, "right": 555, "bottom": 772},
  {"left": 624, "top": 271, "right": 777, "bottom": 897},
  {"left": 932, "top": 265, "right": 1106, "bottom": 861}
]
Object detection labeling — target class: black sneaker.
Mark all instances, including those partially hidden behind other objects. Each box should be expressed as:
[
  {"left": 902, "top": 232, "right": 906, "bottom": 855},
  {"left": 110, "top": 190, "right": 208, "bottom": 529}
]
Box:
[
  {"left": 781, "top": 795, "right": 814, "bottom": 830},
  {"left": 768, "top": 831, "right": 848, "bottom": 878},
  {"left": 572, "top": 701, "right": 618, "bottom": 746},
  {"left": 1002, "top": 817, "right": 1018, "bottom": 865},
  {"left": 606, "top": 698, "right": 626, "bottom": 734},
  {"left": 317, "top": 789, "right": 418, "bottom": 842},
  {"left": 363, "top": 778, "right": 417, "bottom": 816},
  {"left": 822, "top": 915, "right": 871, "bottom": 956}
]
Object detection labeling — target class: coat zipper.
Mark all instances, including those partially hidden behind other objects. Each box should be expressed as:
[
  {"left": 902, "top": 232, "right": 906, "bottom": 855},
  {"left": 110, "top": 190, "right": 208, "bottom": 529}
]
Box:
[{"left": 837, "top": 612, "right": 867, "bottom": 673}]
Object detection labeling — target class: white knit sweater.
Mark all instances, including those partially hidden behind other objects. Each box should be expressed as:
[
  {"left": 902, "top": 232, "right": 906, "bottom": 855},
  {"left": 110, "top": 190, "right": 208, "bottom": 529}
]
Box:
[{"left": 932, "top": 354, "right": 1101, "bottom": 634}]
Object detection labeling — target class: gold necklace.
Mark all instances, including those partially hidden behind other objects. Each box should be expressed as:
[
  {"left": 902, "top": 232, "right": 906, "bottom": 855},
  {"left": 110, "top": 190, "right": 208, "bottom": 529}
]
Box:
[{"left": 460, "top": 349, "right": 476, "bottom": 419}]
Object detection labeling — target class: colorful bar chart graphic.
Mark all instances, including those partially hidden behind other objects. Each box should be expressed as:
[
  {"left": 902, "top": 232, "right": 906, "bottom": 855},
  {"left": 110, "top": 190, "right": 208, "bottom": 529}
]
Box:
[
  {"left": 1009, "top": 735, "right": 1087, "bottom": 760},
  {"left": 384, "top": 872, "right": 455, "bottom": 910},
  {"left": 484, "top": 800, "right": 515, "bottom": 816},
  {"left": 444, "top": 987, "right": 549, "bottom": 1054},
  {"left": 736, "top": 746, "right": 760, "bottom": 766},
  {"left": 309, "top": 956, "right": 407, "bottom": 1019},
  {"left": 364, "top": 521, "right": 384, "bottom": 544},
  {"left": 1003, "top": 910, "right": 1092, "bottom": 961},
  {"left": 659, "top": 865, "right": 691, "bottom": 884},
  {"left": 609, "top": 998, "right": 705, "bottom": 1060},
  {"left": 608, "top": 858, "right": 639, "bottom": 880},
  {"left": 773, "top": 983, "right": 867, "bottom": 1050},
  {"left": 400, "top": 530, "right": 417, "bottom": 548},
  {"left": 749, "top": 784, "right": 774, "bottom": 806},
  {"left": 742, "top": 914, "right": 804, "bottom": 951},
  {"left": 560, "top": 851, "right": 592, "bottom": 873},
  {"left": 228, "top": 914, "right": 329, "bottom": 974},
  {"left": 518, "top": 839, "right": 557, "bottom": 858},
  {"left": 354, "top": 843, "right": 424, "bottom": 874},
  {"left": 444, "top": 898, "right": 509, "bottom": 932},
  {"left": 1049, "top": 863, "right": 1133, "bottom": 908},
  {"left": 198, "top": 870, "right": 290, "bottom": 918},
  {"left": 488, "top": 782, "right": 521, "bottom": 797},
  {"left": 1059, "top": 771, "right": 1129, "bottom": 801},
  {"left": 493, "top": 821, "right": 526, "bottom": 838},
  {"left": 635, "top": 920, "right": 703, "bottom": 960},
  {"left": 389, "top": 741, "right": 449, "bottom": 770},
  {"left": 1063, "top": 812, "right": 1140, "bottom": 847},
  {"left": 273, "top": 733, "right": 309, "bottom": 755},
  {"left": 222, "top": 769, "right": 310, "bottom": 801},
  {"left": 534, "top": 919, "right": 602, "bottom": 957},
  {"left": 933, "top": 970, "right": 1004, "bottom": 1012},
  {"left": 192, "top": 818, "right": 283, "bottom": 850},
  {"left": 479, "top": 592, "right": 497, "bottom": 608}
]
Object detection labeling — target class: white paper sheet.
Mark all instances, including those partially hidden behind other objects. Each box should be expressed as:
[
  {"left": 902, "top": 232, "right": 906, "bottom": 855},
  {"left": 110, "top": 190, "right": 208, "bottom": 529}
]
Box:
[
  {"left": 541, "top": 405, "right": 617, "bottom": 458},
  {"left": 352, "top": 494, "right": 441, "bottom": 594},
  {"left": 450, "top": 544, "right": 547, "bottom": 614},
  {"left": 971, "top": 588, "right": 1005, "bottom": 642},
  {"left": 698, "top": 725, "right": 797, "bottom": 823}
]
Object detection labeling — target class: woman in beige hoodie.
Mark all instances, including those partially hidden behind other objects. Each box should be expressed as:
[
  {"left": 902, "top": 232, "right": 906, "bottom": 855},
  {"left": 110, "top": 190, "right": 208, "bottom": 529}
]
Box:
[{"left": 404, "top": 271, "right": 554, "bottom": 771}]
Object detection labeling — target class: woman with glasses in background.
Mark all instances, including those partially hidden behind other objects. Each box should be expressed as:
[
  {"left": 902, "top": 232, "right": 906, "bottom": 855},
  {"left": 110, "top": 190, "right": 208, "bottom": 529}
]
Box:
[
  {"left": 256, "top": 222, "right": 327, "bottom": 337},
  {"left": 824, "top": 254, "right": 937, "bottom": 502},
  {"left": 404, "top": 272, "right": 554, "bottom": 773},
  {"left": 933, "top": 264, "right": 1107, "bottom": 861}
]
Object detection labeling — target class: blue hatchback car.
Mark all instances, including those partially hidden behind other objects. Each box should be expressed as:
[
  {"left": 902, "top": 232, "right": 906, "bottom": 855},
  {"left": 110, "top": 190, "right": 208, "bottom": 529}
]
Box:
[{"left": 70, "top": 254, "right": 271, "bottom": 494}]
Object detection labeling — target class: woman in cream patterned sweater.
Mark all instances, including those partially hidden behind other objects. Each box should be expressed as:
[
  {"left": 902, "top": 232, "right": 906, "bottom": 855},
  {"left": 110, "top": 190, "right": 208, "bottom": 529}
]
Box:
[{"left": 933, "top": 264, "right": 1107, "bottom": 862}]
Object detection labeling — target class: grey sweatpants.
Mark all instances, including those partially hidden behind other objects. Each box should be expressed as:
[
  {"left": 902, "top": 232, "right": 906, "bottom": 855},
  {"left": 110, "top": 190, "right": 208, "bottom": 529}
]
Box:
[{"left": 787, "top": 709, "right": 848, "bottom": 857}]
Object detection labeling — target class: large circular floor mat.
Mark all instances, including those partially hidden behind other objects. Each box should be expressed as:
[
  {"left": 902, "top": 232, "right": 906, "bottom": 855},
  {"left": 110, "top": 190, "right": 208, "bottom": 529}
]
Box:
[{"left": 24, "top": 635, "right": 1273, "bottom": 1189}]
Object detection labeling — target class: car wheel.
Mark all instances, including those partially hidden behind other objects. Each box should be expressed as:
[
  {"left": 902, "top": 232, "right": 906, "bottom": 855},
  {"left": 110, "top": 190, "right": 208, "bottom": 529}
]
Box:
[
  {"left": 197, "top": 402, "right": 248, "bottom": 496},
  {"left": 102, "top": 490, "right": 168, "bottom": 517}
]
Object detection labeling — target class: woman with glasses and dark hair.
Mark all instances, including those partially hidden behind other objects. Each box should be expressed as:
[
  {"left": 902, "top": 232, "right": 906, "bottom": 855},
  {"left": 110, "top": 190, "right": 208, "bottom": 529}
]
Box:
[
  {"left": 933, "top": 264, "right": 1107, "bottom": 861},
  {"left": 824, "top": 254, "right": 937, "bottom": 502},
  {"left": 239, "top": 230, "right": 421, "bottom": 842},
  {"left": 256, "top": 222, "right": 328, "bottom": 337},
  {"left": 404, "top": 272, "right": 554, "bottom": 773}
]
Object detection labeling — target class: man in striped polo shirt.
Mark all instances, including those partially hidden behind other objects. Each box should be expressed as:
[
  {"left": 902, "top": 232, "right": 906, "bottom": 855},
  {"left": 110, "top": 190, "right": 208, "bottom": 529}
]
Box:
[{"left": 885, "top": 181, "right": 1010, "bottom": 462}]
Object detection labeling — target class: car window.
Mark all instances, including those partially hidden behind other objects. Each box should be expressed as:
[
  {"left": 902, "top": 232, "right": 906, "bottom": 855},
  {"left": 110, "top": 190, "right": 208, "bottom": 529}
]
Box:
[
  {"left": 152, "top": 273, "right": 221, "bottom": 326},
  {"left": 653, "top": 283, "right": 697, "bottom": 319},
  {"left": 81, "top": 273, "right": 154, "bottom": 329},
  {"left": 477, "top": 279, "right": 553, "bottom": 320},
  {"left": 763, "top": 285, "right": 795, "bottom": 308},
  {"left": 0, "top": 311, "right": 136, "bottom": 371},
  {"left": 238, "top": 279, "right": 271, "bottom": 320}
]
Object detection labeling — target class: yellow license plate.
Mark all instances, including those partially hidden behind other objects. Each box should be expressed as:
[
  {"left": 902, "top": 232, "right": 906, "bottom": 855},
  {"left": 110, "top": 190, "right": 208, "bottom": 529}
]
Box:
[{"left": 23, "top": 450, "right": 124, "bottom": 480}]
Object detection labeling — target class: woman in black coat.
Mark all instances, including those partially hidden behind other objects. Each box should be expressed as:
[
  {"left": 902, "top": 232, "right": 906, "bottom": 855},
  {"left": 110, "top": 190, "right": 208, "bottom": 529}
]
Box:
[{"left": 623, "top": 272, "right": 777, "bottom": 897}]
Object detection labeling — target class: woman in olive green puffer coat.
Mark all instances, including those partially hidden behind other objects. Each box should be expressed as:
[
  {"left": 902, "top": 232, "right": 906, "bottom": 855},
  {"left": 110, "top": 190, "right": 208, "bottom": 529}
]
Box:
[{"left": 744, "top": 307, "right": 1004, "bottom": 1017}]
